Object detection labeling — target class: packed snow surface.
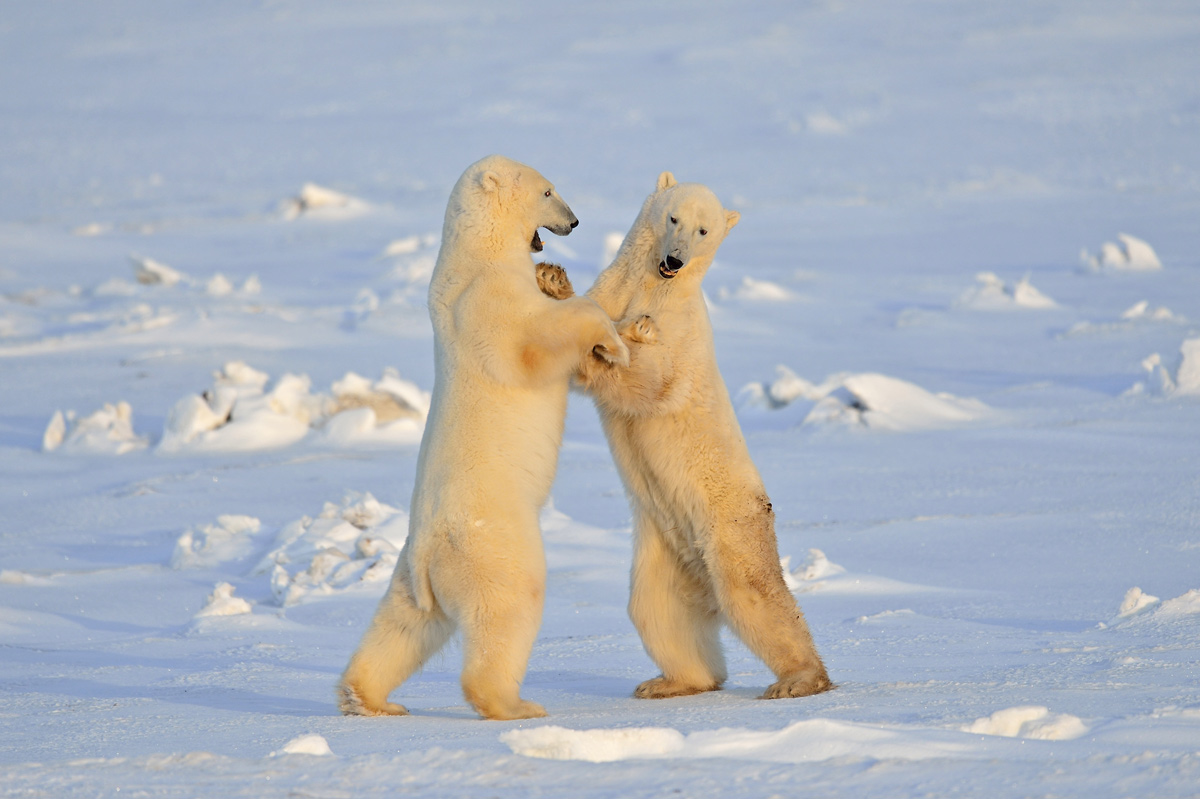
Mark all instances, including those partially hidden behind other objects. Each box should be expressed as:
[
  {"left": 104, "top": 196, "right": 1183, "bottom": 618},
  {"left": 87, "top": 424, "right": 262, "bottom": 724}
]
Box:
[{"left": 2, "top": 2, "right": 1200, "bottom": 798}]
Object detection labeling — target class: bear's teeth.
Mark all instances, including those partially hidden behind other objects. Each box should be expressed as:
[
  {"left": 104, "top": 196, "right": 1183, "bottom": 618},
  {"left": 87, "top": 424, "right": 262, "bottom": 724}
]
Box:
[{"left": 658, "top": 261, "right": 677, "bottom": 279}]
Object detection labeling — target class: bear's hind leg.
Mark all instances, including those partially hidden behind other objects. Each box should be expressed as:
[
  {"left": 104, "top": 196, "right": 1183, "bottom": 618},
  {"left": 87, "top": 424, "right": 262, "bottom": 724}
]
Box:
[
  {"left": 447, "top": 537, "right": 548, "bottom": 720},
  {"left": 339, "top": 575, "right": 453, "bottom": 716},
  {"left": 629, "top": 518, "right": 726, "bottom": 699},
  {"left": 707, "top": 520, "right": 833, "bottom": 700}
]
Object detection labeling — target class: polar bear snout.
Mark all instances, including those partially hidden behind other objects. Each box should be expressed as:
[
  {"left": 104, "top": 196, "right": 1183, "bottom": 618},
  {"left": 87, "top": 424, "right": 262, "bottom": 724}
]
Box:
[{"left": 544, "top": 212, "right": 579, "bottom": 237}]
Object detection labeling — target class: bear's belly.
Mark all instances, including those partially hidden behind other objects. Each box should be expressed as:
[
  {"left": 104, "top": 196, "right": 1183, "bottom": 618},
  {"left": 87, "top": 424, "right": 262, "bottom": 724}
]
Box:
[{"left": 417, "top": 378, "right": 569, "bottom": 515}]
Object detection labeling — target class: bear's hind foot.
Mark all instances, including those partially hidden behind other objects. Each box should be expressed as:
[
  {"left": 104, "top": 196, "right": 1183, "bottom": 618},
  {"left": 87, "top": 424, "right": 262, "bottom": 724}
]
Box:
[
  {"left": 760, "top": 670, "right": 836, "bottom": 700},
  {"left": 468, "top": 695, "right": 548, "bottom": 721},
  {"left": 536, "top": 262, "right": 575, "bottom": 300},
  {"left": 634, "top": 675, "right": 722, "bottom": 700},
  {"left": 337, "top": 681, "right": 409, "bottom": 717}
]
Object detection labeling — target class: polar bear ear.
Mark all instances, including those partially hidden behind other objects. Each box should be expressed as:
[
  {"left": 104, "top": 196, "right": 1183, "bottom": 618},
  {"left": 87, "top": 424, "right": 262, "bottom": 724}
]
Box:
[
  {"left": 479, "top": 170, "right": 506, "bottom": 194},
  {"left": 657, "top": 172, "right": 677, "bottom": 191},
  {"left": 724, "top": 209, "right": 740, "bottom": 232}
]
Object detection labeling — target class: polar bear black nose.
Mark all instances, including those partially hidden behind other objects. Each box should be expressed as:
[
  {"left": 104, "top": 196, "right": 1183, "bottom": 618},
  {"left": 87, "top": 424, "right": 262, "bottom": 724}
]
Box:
[
  {"left": 666, "top": 255, "right": 684, "bottom": 270},
  {"left": 570, "top": 219, "right": 579, "bottom": 229}
]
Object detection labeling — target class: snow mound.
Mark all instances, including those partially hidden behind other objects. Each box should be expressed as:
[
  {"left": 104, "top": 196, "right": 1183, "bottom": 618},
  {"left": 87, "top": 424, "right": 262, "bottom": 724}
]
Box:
[
  {"left": 171, "top": 515, "right": 262, "bottom": 569},
  {"left": 194, "top": 582, "right": 252, "bottom": 618},
  {"left": 130, "top": 255, "right": 185, "bottom": 287},
  {"left": 813, "top": 374, "right": 990, "bottom": 431},
  {"left": 159, "top": 362, "right": 429, "bottom": 453},
  {"left": 1063, "top": 300, "right": 1185, "bottom": 337},
  {"left": 717, "top": 276, "right": 794, "bottom": 302},
  {"left": 1121, "top": 300, "right": 1182, "bottom": 323},
  {"left": 1156, "top": 589, "right": 1200, "bottom": 618},
  {"left": 281, "top": 183, "right": 370, "bottom": 220},
  {"left": 0, "top": 570, "right": 58, "bottom": 586},
  {"left": 43, "top": 402, "right": 150, "bottom": 455},
  {"left": 1116, "top": 586, "right": 1160, "bottom": 619},
  {"left": 782, "top": 549, "right": 846, "bottom": 591},
  {"left": 1104, "top": 588, "right": 1200, "bottom": 630},
  {"left": 501, "top": 726, "right": 685, "bottom": 763},
  {"left": 255, "top": 492, "right": 408, "bottom": 606},
  {"left": 1127, "top": 338, "right": 1200, "bottom": 398},
  {"left": 954, "top": 272, "right": 1058, "bottom": 310},
  {"left": 962, "top": 706, "right": 1089, "bottom": 740},
  {"left": 272, "top": 734, "right": 333, "bottom": 757},
  {"left": 159, "top": 362, "right": 316, "bottom": 453},
  {"left": 740, "top": 367, "right": 990, "bottom": 432},
  {"left": 321, "top": 368, "right": 430, "bottom": 446},
  {"left": 1081, "top": 233, "right": 1163, "bottom": 272},
  {"left": 504, "top": 719, "right": 980, "bottom": 764}
]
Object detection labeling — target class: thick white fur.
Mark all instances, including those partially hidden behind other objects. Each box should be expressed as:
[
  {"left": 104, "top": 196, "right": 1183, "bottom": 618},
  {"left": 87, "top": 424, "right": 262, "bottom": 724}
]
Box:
[
  {"left": 339, "top": 155, "right": 629, "bottom": 721},
  {"left": 577, "top": 173, "right": 833, "bottom": 700}
]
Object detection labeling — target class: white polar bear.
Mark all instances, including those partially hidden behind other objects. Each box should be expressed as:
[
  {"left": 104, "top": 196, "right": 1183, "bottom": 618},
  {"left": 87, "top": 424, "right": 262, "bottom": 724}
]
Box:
[
  {"left": 339, "top": 155, "right": 629, "bottom": 721},
  {"left": 542, "top": 172, "right": 832, "bottom": 700}
]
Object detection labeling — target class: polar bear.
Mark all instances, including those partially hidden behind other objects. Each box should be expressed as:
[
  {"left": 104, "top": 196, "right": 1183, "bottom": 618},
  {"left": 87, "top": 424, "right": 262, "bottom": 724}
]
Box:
[
  {"left": 339, "top": 155, "right": 629, "bottom": 721},
  {"left": 540, "top": 172, "right": 832, "bottom": 700}
]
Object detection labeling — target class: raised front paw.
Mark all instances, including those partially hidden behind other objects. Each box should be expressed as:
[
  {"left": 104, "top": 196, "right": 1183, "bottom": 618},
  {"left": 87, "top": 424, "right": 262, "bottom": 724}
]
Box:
[
  {"left": 593, "top": 335, "right": 631, "bottom": 368},
  {"left": 536, "top": 261, "right": 575, "bottom": 300},
  {"left": 620, "top": 314, "right": 657, "bottom": 344}
]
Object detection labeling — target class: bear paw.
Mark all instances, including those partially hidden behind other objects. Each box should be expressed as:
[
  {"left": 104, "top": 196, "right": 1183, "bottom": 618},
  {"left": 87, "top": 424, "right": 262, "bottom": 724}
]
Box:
[
  {"left": 337, "top": 683, "right": 409, "bottom": 716},
  {"left": 536, "top": 261, "right": 575, "bottom": 300},
  {"left": 592, "top": 334, "right": 631, "bottom": 368},
  {"left": 633, "top": 675, "right": 721, "bottom": 699},
  {"left": 476, "top": 698, "right": 548, "bottom": 721},
  {"left": 760, "top": 671, "right": 835, "bottom": 700},
  {"left": 620, "top": 314, "right": 657, "bottom": 344}
]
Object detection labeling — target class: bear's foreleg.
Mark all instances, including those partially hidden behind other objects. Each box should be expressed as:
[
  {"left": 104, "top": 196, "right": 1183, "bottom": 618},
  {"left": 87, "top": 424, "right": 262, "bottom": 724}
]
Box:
[
  {"left": 338, "top": 574, "right": 454, "bottom": 716},
  {"left": 575, "top": 316, "right": 694, "bottom": 418},
  {"left": 516, "top": 297, "right": 629, "bottom": 385},
  {"left": 628, "top": 515, "right": 726, "bottom": 699}
]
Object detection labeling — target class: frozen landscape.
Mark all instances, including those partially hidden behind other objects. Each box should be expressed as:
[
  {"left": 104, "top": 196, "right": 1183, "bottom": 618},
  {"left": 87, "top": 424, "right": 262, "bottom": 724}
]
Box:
[{"left": 2, "top": 1, "right": 1199, "bottom": 796}]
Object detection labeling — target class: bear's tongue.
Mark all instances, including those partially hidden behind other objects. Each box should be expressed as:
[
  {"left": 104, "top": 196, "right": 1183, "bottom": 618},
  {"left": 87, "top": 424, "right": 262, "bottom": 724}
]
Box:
[{"left": 531, "top": 230, "right": 543, "bottom": 252}]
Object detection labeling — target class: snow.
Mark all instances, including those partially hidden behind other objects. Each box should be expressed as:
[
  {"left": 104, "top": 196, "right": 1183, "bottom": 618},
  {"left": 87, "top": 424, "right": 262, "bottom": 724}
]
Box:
[
  {"left": 195, "top": 582, "right": 253, "bottom": 618},
  {"left": 3, "top": 2, "right": 1200, "bottom": 797},
  {"left": 961, "top": 706, "right": 1089, "bottom": 741},
  {"left": 1081, "top": 233, "right": 1164, "bottom": 272},
  {"left": 272, "top": 734, "right": 334, "bottom": 758},
  {"left": 739, "top": 367, "right": 992, "bottom": 431},
  {"left": 954, "top": 271, "right": 1059, "bottom": 310}
]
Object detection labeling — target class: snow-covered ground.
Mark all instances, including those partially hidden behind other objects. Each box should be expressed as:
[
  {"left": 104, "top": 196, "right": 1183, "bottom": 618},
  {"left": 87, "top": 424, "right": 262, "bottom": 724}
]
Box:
[{"left": 2, "top": 2, "right": 1199, "bottom": 796}]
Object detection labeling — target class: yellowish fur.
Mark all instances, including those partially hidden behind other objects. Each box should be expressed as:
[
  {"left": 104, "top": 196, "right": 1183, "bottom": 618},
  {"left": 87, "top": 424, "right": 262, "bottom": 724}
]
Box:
[
  {"left": 575, "top": 172, "right": 833, "bottom": 700},
  {"left": 339, "top": 155, "right": 628, "bottom": 720}
]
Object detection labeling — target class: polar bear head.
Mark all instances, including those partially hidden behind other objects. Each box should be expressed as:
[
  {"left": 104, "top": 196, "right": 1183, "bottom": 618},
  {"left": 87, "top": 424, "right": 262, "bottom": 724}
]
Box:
[
  {"left": 649, "top": 172, "right": 739, "bottom": 281},
  {"left": 446, "top": 154, "right": 578, "bottom": 255}
]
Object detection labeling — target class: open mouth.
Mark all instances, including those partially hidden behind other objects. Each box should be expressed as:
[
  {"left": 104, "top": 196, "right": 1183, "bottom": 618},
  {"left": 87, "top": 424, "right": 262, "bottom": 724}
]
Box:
[
  {"left": 531, "top": 230, "right": 543, "bottom": 252},
  {"left": 658, "top": 260, "right": 678, "bottom": 279}
]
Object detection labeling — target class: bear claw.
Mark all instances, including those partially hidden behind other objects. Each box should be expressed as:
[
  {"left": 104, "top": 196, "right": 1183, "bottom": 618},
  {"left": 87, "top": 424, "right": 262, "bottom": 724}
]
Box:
[{"left": 536, "top": 261, "right": 575, "bottom": 300}]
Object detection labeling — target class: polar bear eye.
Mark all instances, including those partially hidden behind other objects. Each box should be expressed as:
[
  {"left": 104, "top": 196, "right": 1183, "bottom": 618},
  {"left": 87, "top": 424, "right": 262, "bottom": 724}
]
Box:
[
  {"left": 544, "top": 189, "right": 552, "bottom": 197},
  {"left": 699, "top": 228, "right": 708, "bottom": 236},
  {"left": 670, "top": 217, "right": 678, "bottom": 225}
]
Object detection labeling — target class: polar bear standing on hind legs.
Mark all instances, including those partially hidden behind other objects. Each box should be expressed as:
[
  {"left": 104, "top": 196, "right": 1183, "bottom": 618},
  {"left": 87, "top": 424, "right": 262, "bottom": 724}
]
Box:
[
  {"left": 339, "top": 155, "right": 629, "bottom": 721},
  {"left": 539, "top": 172, "right": 832, "bottom": 700}
]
